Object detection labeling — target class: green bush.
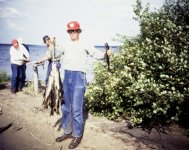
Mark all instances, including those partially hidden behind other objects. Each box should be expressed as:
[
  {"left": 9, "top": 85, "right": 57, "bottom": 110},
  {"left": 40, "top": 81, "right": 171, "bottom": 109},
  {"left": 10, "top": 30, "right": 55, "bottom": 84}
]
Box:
[
  {"left": 0, "top": 71, "right": 10, "bottom": 83},
  {"left": 85, "top": 0, "right": 189, "bottom": 129}
]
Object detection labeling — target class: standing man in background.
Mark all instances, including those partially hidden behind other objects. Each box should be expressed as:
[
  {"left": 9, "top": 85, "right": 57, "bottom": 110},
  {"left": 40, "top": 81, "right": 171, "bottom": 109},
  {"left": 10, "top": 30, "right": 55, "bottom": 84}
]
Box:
[
  {"left": 10, "top": 39, "right": 30, "bottom": 94},
  {"left": 55, "top": 21, "right": 111, "bottom": 149},
  {"left": 37, "top": 35, "right": 61, "bottom": 86}
]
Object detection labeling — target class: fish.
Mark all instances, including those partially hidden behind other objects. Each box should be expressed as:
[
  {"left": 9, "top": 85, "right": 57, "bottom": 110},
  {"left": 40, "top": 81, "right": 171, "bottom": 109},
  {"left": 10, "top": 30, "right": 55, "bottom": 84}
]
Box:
[
  {"left": 42, "top": 63, "right": 63, "bottom": 116},
  {"left": 104, "top": 42, "right": 110, "bottom": 71}
]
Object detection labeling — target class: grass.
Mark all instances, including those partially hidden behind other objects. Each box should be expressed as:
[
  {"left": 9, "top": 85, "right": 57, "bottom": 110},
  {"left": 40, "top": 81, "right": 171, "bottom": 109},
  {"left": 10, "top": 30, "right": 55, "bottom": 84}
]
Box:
[
  {"left": 26, "top": 81, "right": 35, "bottom": 91},
  {"left": 0, "top": 71, "right": 11, "bottom": 83},
  {"left": 0, "top": 71, "right": 44, "bottom": 95},
  {"left": 24, "top": 80, "right": 45, "bottom": 95}
]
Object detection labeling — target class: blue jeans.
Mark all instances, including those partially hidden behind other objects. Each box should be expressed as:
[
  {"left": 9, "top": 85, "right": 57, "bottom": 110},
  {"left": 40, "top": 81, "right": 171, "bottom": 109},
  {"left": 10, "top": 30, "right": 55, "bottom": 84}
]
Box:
[
  {"left": 45, "top": 61, "right": 61, "bottom": 86},
  {"left": 11, "top": 64, "right": 25, "bottom": 93},
  {"left": 61, "top": 70, "right": 87, "bottom": 137}
]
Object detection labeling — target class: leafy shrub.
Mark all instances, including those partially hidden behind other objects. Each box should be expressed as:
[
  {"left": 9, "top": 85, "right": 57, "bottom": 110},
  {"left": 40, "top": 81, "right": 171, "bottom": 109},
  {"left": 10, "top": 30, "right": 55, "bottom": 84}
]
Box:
[
  {"left": 0, "top": 71, "right": 10, "bottom": 83},
  {"left": 85, "top": 0, "right": 189, "bottom": 129}
]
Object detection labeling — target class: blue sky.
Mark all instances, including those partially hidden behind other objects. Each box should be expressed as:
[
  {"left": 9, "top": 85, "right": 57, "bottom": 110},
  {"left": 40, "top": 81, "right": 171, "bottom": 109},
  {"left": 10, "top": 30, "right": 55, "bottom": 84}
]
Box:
[{"left": 0, "top": 0, "right": 165, "bottom": 45}]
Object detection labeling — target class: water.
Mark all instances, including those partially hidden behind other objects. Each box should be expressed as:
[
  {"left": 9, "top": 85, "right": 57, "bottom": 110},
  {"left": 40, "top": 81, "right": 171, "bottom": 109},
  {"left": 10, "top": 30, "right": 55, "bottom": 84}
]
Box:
[
  {"left": 0, "top": 44, "right": 118, "bottom": 82},
  {"left": 0, "top": 44, "right": 49, "bottom": 81}
]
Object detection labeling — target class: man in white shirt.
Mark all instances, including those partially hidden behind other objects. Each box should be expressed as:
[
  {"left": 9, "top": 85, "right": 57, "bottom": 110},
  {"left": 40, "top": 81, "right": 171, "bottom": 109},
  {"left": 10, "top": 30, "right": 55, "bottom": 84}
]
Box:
[
  {"left": 56, "top": 21, "right": 111, "bottom": 149},
  {"left": 10, "top": 39, "right": 30, "bottom": 94}
]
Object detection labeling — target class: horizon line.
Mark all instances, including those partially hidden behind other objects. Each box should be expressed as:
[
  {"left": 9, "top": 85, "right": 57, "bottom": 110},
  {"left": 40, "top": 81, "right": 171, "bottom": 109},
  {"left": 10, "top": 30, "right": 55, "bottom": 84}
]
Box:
[{"left": 0, "top": 43, "right": 120, "bottom": 47}]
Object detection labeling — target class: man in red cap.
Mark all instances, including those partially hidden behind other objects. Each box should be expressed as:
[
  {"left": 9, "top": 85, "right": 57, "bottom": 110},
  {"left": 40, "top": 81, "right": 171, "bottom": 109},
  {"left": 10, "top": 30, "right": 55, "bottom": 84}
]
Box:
[
  {"left": 10, "top": 39, "right": 30, "bottom": 94},
  {"left": 56, "top": 21, "right": 111, "bottom": 149}
]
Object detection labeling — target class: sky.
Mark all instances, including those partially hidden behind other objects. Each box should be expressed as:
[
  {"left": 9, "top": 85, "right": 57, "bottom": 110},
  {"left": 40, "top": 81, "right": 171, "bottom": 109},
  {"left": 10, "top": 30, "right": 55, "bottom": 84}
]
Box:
[{"left": 0, "top": 0, "right": 165, "bottom": 46}]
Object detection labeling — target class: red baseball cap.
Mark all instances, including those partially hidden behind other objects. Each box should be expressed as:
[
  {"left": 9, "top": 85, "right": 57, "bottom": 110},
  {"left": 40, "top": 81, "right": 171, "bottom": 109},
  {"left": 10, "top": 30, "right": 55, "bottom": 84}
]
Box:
[
  {"left": 11, "top": 39, "right": 19, "bottom": 48},
  {"left": 12, "top": 39, "right": 18, "bottom": 44},
  {"left": 67, "top": 21, "right": 80, "bottom": 31}
]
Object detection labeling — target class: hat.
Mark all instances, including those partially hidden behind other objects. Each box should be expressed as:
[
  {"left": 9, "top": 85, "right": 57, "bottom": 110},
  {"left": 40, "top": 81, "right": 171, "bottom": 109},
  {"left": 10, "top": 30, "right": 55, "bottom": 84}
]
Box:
[
  {"left": 43, "top": 35, "right": 49, "bottom": 43},
  {"left": 67, "top": 21, "right": 80, "bottom": 31},
  {"left": 12, "top": 39, "right": 18, "bottom": 44},
  {"left": 11, "top": 39, "right": 19, "bottom": 48}
]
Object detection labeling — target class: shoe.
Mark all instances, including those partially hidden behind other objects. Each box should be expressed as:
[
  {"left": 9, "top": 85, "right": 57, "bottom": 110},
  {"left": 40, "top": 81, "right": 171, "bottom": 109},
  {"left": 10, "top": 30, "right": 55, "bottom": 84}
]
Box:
[
  {"left": 56, "top": 134, "right": 72, "bottom": 142},
  {"left": 68, "top": 136, "right": 82, "bottom": 149}
]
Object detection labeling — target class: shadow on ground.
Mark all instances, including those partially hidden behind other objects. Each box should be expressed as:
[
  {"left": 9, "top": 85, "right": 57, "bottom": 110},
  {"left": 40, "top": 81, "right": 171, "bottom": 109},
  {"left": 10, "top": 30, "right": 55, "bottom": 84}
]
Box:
[
  {"left": 0, "top": 83, "right": 7, "bottom": 90},
  {"left": 101, "top": 120, "right": 189, "bottom": 150}
]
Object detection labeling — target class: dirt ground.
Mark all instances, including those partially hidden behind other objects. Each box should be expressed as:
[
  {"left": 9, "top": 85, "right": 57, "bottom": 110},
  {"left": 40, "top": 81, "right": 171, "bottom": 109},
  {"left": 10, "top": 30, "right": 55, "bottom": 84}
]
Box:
[{"left": 0, "top": 82, "right": 189, "bottom": 150}]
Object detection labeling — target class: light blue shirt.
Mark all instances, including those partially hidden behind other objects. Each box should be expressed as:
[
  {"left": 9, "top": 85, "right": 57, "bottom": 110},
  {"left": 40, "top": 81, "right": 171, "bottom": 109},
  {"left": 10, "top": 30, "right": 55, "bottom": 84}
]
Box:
[{"left": 62, "top": 40, "right": 104, "bottom": 73}]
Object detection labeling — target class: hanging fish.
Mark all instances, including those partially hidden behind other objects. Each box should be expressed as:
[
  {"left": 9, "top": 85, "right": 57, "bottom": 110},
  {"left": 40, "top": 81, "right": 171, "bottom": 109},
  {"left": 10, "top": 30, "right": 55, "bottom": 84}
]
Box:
[
  {"left": 104, "top": 42, "right": 110, "bottom": 71},
  {"left": 42, "top": 64, "right": 63, "bottom": 115}
]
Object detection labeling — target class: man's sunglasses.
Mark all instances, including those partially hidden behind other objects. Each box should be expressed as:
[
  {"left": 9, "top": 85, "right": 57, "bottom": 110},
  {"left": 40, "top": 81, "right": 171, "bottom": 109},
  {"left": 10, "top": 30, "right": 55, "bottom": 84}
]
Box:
[{"left": 67, "top": 30, "right": 80, "bottom": 34}]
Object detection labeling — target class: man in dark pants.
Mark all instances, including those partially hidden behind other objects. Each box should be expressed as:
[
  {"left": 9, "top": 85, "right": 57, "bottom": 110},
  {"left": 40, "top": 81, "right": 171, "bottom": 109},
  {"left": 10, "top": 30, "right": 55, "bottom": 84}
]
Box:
[
  {"left": 10, "top": 39, "right": 30, "bottom": 93},
  {"left": 37, "top": 35, "right": 61, "bottom": 86},
  {"left": 17, "top": 38, "right": 30, "bottom": 90}
]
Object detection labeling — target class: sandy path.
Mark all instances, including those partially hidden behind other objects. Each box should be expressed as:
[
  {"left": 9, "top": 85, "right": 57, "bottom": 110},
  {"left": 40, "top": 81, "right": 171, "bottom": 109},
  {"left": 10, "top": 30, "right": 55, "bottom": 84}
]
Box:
[{"left": 0, "top": 84, "right": 129, "bottom": 150}]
